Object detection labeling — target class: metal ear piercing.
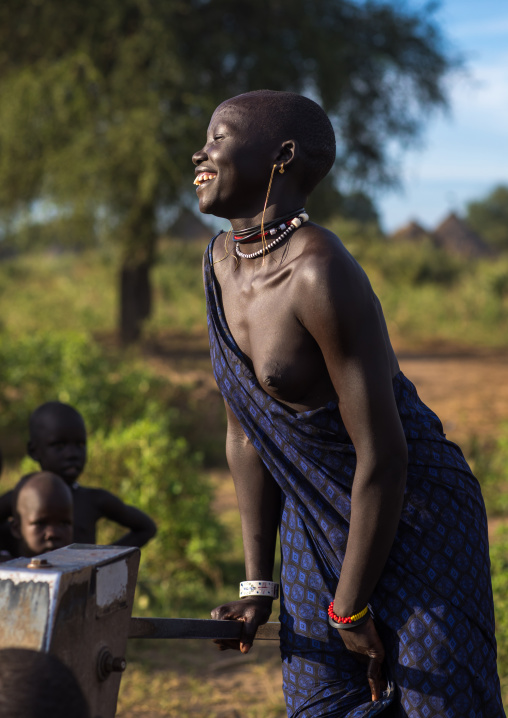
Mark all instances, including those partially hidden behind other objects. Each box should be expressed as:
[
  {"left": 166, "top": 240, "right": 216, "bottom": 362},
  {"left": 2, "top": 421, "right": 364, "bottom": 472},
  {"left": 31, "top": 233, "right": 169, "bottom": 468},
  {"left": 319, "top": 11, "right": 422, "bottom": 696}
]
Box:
[{"left": 279, "top": 163, "right": 285, "bottom": 174}]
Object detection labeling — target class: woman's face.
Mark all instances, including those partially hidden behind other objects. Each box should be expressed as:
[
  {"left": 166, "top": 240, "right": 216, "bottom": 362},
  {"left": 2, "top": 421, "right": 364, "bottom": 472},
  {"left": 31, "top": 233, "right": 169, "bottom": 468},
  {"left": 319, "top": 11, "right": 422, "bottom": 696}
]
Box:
[{"left": 192, "top": 100, "right": 277, "bottom": 219}]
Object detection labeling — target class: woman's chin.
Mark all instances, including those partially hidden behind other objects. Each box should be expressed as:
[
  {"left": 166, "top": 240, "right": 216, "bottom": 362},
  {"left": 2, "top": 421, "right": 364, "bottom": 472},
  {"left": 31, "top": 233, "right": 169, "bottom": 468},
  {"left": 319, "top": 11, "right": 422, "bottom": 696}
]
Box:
[{"left": 197, "top": 196, "right": 228, "bottom": 219}]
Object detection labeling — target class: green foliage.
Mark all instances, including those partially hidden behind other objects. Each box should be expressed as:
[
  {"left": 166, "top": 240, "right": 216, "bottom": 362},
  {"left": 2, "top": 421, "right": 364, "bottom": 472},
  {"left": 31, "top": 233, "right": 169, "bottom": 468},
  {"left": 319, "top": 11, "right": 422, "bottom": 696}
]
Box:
[
  {"left": 464, "top": 430, "right": 508, "bottom": 699},
  {"left": 307, "top": 182, "right": 380, "bottom": 226},
  {"left": 466, "top": 433, "right": 508, "bottom": 517},
  {"left": 0, "top": 330, "right": 168, "bottom": 442},
  {"left": 0, "top": 250, "right": 117, "bottom": 336},
  {"left": 1, "top": 329, "right": 228, "bottom": 614},
  {"left": 0, "top": 0, "right": 458, "bottom": 338},
  {"left": 467, "top": 185, "right": 508, "bottom": 253},
  {"left": 85, "top": 411, "right": 227, "bottom": 614},
  {"left": 346, "top": 231, "right": 465, "bottom": 286},
  {"left": 0, "top": 0, "right": 456, "bottom": 219},
  {"left": 148, "top": 239, "right": 208, "bottom": 333},
  {"left": 489, "top": 527, "right": 508, "bottom": 700},
  {"left": 323, "top": 219, "right": 508, "bottom": 349}
]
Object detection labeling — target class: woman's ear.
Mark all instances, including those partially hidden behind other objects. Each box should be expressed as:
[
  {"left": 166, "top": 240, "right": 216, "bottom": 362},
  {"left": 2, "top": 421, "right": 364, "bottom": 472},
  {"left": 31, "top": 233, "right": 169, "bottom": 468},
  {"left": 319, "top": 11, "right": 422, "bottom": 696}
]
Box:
[{"left": 275, "top": 140, "right": 298, "bottom": 170}]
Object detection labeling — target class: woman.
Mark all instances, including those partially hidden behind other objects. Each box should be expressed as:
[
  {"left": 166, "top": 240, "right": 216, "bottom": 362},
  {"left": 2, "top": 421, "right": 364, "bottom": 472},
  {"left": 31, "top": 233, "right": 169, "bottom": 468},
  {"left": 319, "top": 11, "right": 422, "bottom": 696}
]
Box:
[{"left": 193, "top": 90, "right": 504, "bottom": 717}]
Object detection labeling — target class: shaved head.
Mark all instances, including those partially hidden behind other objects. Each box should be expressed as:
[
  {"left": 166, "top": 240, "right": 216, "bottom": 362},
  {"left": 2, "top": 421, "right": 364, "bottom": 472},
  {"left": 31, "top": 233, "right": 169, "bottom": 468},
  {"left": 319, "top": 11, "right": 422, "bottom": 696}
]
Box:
[
  {"left": 12, "top": 471, "right": 73, "bottom": 557},
  {"left": 29, "top": 402, "right": 85, "bottom": 443},
  {"left": 14, "top": 471, "right": 73, "bottom": 517},
  {"left": 216, "top": 90, "right": 336, "bottom": 194}
]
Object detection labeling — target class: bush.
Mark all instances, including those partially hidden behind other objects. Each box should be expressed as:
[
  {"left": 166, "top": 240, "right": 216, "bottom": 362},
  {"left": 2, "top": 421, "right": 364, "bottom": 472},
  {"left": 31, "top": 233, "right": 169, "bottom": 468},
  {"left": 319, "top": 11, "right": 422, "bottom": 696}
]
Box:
[
  {"left": 3, "top": 330, "right": 229, "bottom": 615},
  {"left": 489, "top": 527, "right": 508, "bottom": 701},
  {"left": 84, "top": 409, "right": 227, "bottom": 613},
  {"left": 465, "top": 433, "right": 508, "bottom": 517},
  {"left": 0, "top": 330, "right": 169, "bottom": 447}
]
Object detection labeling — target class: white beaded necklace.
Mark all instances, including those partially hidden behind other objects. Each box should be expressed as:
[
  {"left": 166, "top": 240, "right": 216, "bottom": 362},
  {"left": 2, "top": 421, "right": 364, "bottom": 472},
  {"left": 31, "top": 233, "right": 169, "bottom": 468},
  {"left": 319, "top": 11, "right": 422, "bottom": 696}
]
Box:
[{"left": 235, "top": 211, "right": 309, "bottom": 259}]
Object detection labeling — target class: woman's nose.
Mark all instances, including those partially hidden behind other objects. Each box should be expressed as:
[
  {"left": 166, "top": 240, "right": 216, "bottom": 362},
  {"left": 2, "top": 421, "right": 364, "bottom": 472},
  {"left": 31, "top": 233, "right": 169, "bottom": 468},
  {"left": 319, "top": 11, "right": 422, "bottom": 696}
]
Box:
[{"left": 192, "top": 147, "right": 207, "bottom": 165}]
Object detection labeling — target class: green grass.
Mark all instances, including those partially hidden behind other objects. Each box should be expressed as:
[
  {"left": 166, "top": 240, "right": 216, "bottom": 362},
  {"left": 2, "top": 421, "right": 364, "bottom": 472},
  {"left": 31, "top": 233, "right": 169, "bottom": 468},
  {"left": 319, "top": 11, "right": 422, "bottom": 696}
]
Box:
[
  {"left": 0, "top": 249, "right": 117, "bottom": 336},
  {"left": 1, "top": 234, "right": 508, "bottom": 350},
  {"left": 489, "top": 527, "right": 508, "bottom": 705},
  {"left": 325, "top": 218, "right": 508, "bottom": 349},
  {"left": 147, "top": 239, "right": 209, "bottom": 335}
]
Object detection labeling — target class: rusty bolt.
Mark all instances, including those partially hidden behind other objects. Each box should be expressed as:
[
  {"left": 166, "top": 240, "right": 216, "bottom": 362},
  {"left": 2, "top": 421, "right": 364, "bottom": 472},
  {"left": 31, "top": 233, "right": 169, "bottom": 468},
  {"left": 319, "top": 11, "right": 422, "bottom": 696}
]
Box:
[
  {"left": 97, "top": 647, "right": 127, "bottom": 682},
  {"left": 27, "top": 558, "right": 52, "bottom": 569},
  {"left": 110, "top": 656, "right": 127, "bottom": 672}
]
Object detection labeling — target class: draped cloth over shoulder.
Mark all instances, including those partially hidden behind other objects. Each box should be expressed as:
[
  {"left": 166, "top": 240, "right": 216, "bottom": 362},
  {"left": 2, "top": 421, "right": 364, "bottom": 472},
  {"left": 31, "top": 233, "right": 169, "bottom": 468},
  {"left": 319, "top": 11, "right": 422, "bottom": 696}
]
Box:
[{"left": 204, "top": 235, "right": 505, "bottom": 718}]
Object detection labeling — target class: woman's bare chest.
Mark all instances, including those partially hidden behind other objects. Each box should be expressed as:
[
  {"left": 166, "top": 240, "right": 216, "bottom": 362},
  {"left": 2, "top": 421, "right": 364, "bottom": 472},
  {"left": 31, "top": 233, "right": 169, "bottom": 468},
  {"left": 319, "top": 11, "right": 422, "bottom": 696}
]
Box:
[{"left": 219, "top": 268, "right": 333, "bottom": 407}]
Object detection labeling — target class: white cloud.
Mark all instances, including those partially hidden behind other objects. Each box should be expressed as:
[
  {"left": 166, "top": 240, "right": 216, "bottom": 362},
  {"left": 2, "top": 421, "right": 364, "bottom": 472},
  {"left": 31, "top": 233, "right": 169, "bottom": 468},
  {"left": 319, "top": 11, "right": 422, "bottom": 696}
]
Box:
[
  {"left": 377, "top": 2, "right": 508, "bottom": 230},
  {"left": 449, "top": 54, "right": 508, "bottom": 132}
]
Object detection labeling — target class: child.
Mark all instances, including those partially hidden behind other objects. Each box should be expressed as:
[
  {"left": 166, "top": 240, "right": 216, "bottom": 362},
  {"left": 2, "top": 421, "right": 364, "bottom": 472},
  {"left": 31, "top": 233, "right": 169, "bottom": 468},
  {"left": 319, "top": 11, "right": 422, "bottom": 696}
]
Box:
[
  {"left": 10, "top": 471, "right": 74, "bottom": 558},
  {"left": 0, "top": 401, "right": 156, "bottom": 547}
]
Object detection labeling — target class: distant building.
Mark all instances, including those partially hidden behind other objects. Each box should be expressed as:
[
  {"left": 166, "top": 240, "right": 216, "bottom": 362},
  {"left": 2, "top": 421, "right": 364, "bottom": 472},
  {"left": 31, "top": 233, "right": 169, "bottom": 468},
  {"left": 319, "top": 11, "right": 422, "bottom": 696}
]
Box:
[
  {"left": 432, "top": 213, "right": 493, "bottom": 258},
  {"left": 390, "top": 221, "right": 430, "bottom": 243},
  {"left": 390, "top": 213, "right": 493, "bottom": 257}
]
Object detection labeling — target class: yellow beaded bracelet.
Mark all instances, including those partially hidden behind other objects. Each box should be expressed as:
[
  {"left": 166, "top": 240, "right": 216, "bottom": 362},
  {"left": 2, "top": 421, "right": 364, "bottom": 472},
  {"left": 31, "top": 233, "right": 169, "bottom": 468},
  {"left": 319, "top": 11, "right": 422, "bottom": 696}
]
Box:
[
  {"left": 349, "top": 606, "right": 369, "bottom": 622},
  {"left": 327, "top": 602, "right": 369, "bottom": 630}
]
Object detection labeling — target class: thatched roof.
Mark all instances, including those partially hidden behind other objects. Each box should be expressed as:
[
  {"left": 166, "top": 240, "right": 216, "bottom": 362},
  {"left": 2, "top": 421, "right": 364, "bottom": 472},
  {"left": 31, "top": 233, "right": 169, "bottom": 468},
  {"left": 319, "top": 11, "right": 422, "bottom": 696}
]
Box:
[
  {"left": 432, "top": 213, "right": 493, "bottom": 258},
  {"left": 390, "top": 220, "right": 430, "bottom": 242}
]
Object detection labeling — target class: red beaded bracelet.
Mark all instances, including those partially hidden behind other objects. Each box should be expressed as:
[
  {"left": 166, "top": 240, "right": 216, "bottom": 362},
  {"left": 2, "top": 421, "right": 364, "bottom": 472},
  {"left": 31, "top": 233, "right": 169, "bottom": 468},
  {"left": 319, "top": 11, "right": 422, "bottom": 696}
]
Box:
[{"left": 328, "top": 602, "right": 369, "bottom": 630}]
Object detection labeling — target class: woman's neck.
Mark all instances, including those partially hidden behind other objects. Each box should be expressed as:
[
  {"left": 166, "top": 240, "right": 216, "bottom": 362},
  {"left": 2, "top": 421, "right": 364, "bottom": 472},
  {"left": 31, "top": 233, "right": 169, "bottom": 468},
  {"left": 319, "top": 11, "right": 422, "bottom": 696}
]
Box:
[{"left": 229, "top": 202, "right": 306, "bottom": 234}]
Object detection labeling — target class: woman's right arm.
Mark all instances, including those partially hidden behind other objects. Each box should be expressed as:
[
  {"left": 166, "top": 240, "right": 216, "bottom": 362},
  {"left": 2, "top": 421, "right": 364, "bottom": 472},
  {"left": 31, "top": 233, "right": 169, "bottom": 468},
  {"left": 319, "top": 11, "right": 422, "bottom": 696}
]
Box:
[{"left": 211, "top": 400, "right": 281, "bottom": 653}]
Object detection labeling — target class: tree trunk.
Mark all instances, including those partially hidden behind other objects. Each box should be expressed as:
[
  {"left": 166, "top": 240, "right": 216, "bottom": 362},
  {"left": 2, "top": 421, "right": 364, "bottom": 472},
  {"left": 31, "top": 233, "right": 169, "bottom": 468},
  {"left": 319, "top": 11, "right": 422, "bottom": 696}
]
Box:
[
  {"left": 118, "top": 204, "right": 156, "bottom": 345},
  {"left": 119, "top": 259, "right": 152, "bottom": 344}
]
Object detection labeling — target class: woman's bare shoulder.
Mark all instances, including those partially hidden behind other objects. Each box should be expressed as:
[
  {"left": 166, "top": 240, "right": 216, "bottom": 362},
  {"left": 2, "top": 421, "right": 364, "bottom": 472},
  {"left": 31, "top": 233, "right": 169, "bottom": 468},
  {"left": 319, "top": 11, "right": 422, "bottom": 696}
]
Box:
[{"left": 292, "top": 223, "right": 371, "bottom": 295}]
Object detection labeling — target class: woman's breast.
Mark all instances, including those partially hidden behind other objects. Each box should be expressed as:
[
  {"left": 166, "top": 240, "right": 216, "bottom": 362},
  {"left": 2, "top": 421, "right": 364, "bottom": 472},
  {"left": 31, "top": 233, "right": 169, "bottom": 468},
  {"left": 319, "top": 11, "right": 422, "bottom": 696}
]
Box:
[{"left": 250, "top": 336, "right": 336, "bottom": 410}]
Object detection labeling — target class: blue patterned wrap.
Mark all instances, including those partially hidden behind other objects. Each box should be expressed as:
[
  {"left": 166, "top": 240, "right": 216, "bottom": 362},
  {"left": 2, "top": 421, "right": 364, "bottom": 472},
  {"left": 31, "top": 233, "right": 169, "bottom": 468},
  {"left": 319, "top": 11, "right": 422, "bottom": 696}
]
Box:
[{"left": 204, "top": 236, "right": 504, "bottom": 718}]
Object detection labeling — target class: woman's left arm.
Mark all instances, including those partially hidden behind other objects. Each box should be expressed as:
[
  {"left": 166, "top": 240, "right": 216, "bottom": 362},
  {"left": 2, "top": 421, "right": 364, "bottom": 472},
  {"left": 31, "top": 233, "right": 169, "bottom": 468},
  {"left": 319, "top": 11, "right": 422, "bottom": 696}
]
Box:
[{"left": 297, "top": 242, "right": 408, "bottom": 698}]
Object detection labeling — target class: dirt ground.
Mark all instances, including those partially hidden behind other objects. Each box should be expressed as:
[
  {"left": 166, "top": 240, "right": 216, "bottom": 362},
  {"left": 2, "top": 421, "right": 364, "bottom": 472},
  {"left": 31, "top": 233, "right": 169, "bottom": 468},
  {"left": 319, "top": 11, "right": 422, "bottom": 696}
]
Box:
[
  {"left": 116, "top": 347, "right": 508, "bottom": 718},
  {"left": 397, "top": 349, "right": 508, "bottom": 444}
]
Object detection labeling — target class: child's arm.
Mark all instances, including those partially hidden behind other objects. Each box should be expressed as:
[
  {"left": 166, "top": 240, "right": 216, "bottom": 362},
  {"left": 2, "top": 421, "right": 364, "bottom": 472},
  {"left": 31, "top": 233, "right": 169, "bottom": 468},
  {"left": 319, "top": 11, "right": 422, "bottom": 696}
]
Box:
[
  {"left": 96, "top": 490, "right": 157, "bottom": 548},
  {"left": 0, "top": 491, "right": 14, "bottom": 521}
]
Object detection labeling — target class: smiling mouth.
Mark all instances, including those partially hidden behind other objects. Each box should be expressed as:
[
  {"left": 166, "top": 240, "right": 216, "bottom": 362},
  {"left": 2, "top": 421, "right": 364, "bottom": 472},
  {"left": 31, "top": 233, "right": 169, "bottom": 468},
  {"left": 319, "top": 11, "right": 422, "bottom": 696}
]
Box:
[
  {"left": 62, "top": 465, "right": 81, "bottom": 477},
  {"left": 194, "top": 172, "right": 217, "bottom": 186}
]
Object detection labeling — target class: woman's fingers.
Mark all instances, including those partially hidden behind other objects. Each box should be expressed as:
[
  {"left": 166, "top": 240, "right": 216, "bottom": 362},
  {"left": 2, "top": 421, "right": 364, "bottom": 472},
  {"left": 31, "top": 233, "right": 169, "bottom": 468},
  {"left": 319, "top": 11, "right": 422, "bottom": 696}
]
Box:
[
  {"left": 367, "top": 656, "right": 384, "bottom": 701},
  {"left": 210, "top": 597, "right": 273, "bottom": 652},
  {"left": 239, "top": 617, "right": 259, "bottom": 653},
  {"left": 336, "top": 617, "right": 387, "bottom": 701}
]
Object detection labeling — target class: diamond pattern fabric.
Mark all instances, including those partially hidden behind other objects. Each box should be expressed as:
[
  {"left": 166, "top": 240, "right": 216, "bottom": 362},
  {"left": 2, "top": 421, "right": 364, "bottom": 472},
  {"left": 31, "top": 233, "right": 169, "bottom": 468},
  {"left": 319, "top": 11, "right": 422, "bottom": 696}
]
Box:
[{"left": 204, "top": 236, "right": 504, "bottom": 717}]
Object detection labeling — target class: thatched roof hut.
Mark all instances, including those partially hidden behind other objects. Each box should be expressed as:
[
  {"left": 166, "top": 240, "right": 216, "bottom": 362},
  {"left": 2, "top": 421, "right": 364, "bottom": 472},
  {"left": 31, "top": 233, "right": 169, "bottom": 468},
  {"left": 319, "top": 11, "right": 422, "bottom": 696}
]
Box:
[
  {"left": 390, "top": 220, "right": 430, "bottom": 243},
  {"left": 432, "top": 213, "right": 493, "bottom": 258}
]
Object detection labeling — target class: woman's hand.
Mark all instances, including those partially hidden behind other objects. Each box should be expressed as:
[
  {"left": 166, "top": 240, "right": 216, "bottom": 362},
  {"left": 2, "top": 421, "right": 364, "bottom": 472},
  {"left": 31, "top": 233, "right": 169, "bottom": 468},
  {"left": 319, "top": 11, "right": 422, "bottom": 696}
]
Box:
[
  {"left": 336, "top": 617, "right": 386, "bottom": 701},
  {"left": 211, "top": 596, "right": 273, "bottom": 654}
]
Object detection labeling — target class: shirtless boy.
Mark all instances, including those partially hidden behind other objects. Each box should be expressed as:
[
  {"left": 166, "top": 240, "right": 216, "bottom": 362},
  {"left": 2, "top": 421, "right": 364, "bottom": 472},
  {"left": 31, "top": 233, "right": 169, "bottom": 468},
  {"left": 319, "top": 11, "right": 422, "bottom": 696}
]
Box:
[
  {"left": 10, "top": 471, "right": 73, "bottom": 557},
  {"left": 0, "top": 402, "right": 156, "bottom": 547}
]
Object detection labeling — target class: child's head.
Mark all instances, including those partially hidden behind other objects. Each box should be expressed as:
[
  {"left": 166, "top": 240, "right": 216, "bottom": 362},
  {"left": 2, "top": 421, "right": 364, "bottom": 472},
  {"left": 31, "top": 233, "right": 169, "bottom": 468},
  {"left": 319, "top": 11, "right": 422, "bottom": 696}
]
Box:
[
  {"left": 11, "top": 471, "right": 74, "bottom": 557},
  {"left": 28, "top": 401, "right": 87, "bottom": 483}
]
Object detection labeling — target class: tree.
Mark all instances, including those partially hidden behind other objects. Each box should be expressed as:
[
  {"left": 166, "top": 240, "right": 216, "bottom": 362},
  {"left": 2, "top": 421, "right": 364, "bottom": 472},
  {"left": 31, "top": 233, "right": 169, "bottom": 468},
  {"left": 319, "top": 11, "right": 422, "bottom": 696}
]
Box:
[
  {"left": 466, "top": 185, "right": 508, "bottom": 253},
  {"left": 0, "top": 0, "right": 456, "bottom": 342}
]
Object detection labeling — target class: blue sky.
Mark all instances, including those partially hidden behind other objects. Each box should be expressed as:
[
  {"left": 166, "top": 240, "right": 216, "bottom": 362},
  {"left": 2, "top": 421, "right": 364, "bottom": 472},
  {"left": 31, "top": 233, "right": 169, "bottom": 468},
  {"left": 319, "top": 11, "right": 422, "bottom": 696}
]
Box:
[{"left": 377, "top": 0, "right": 508, "bottom": 233}]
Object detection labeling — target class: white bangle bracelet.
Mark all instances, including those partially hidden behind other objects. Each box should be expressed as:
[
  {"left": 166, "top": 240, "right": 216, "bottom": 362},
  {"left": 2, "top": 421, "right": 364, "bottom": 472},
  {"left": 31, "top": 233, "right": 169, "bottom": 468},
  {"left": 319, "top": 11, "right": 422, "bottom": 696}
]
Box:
[{"left": 239, "top": 580, "right": 279, "bottom": 599}]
